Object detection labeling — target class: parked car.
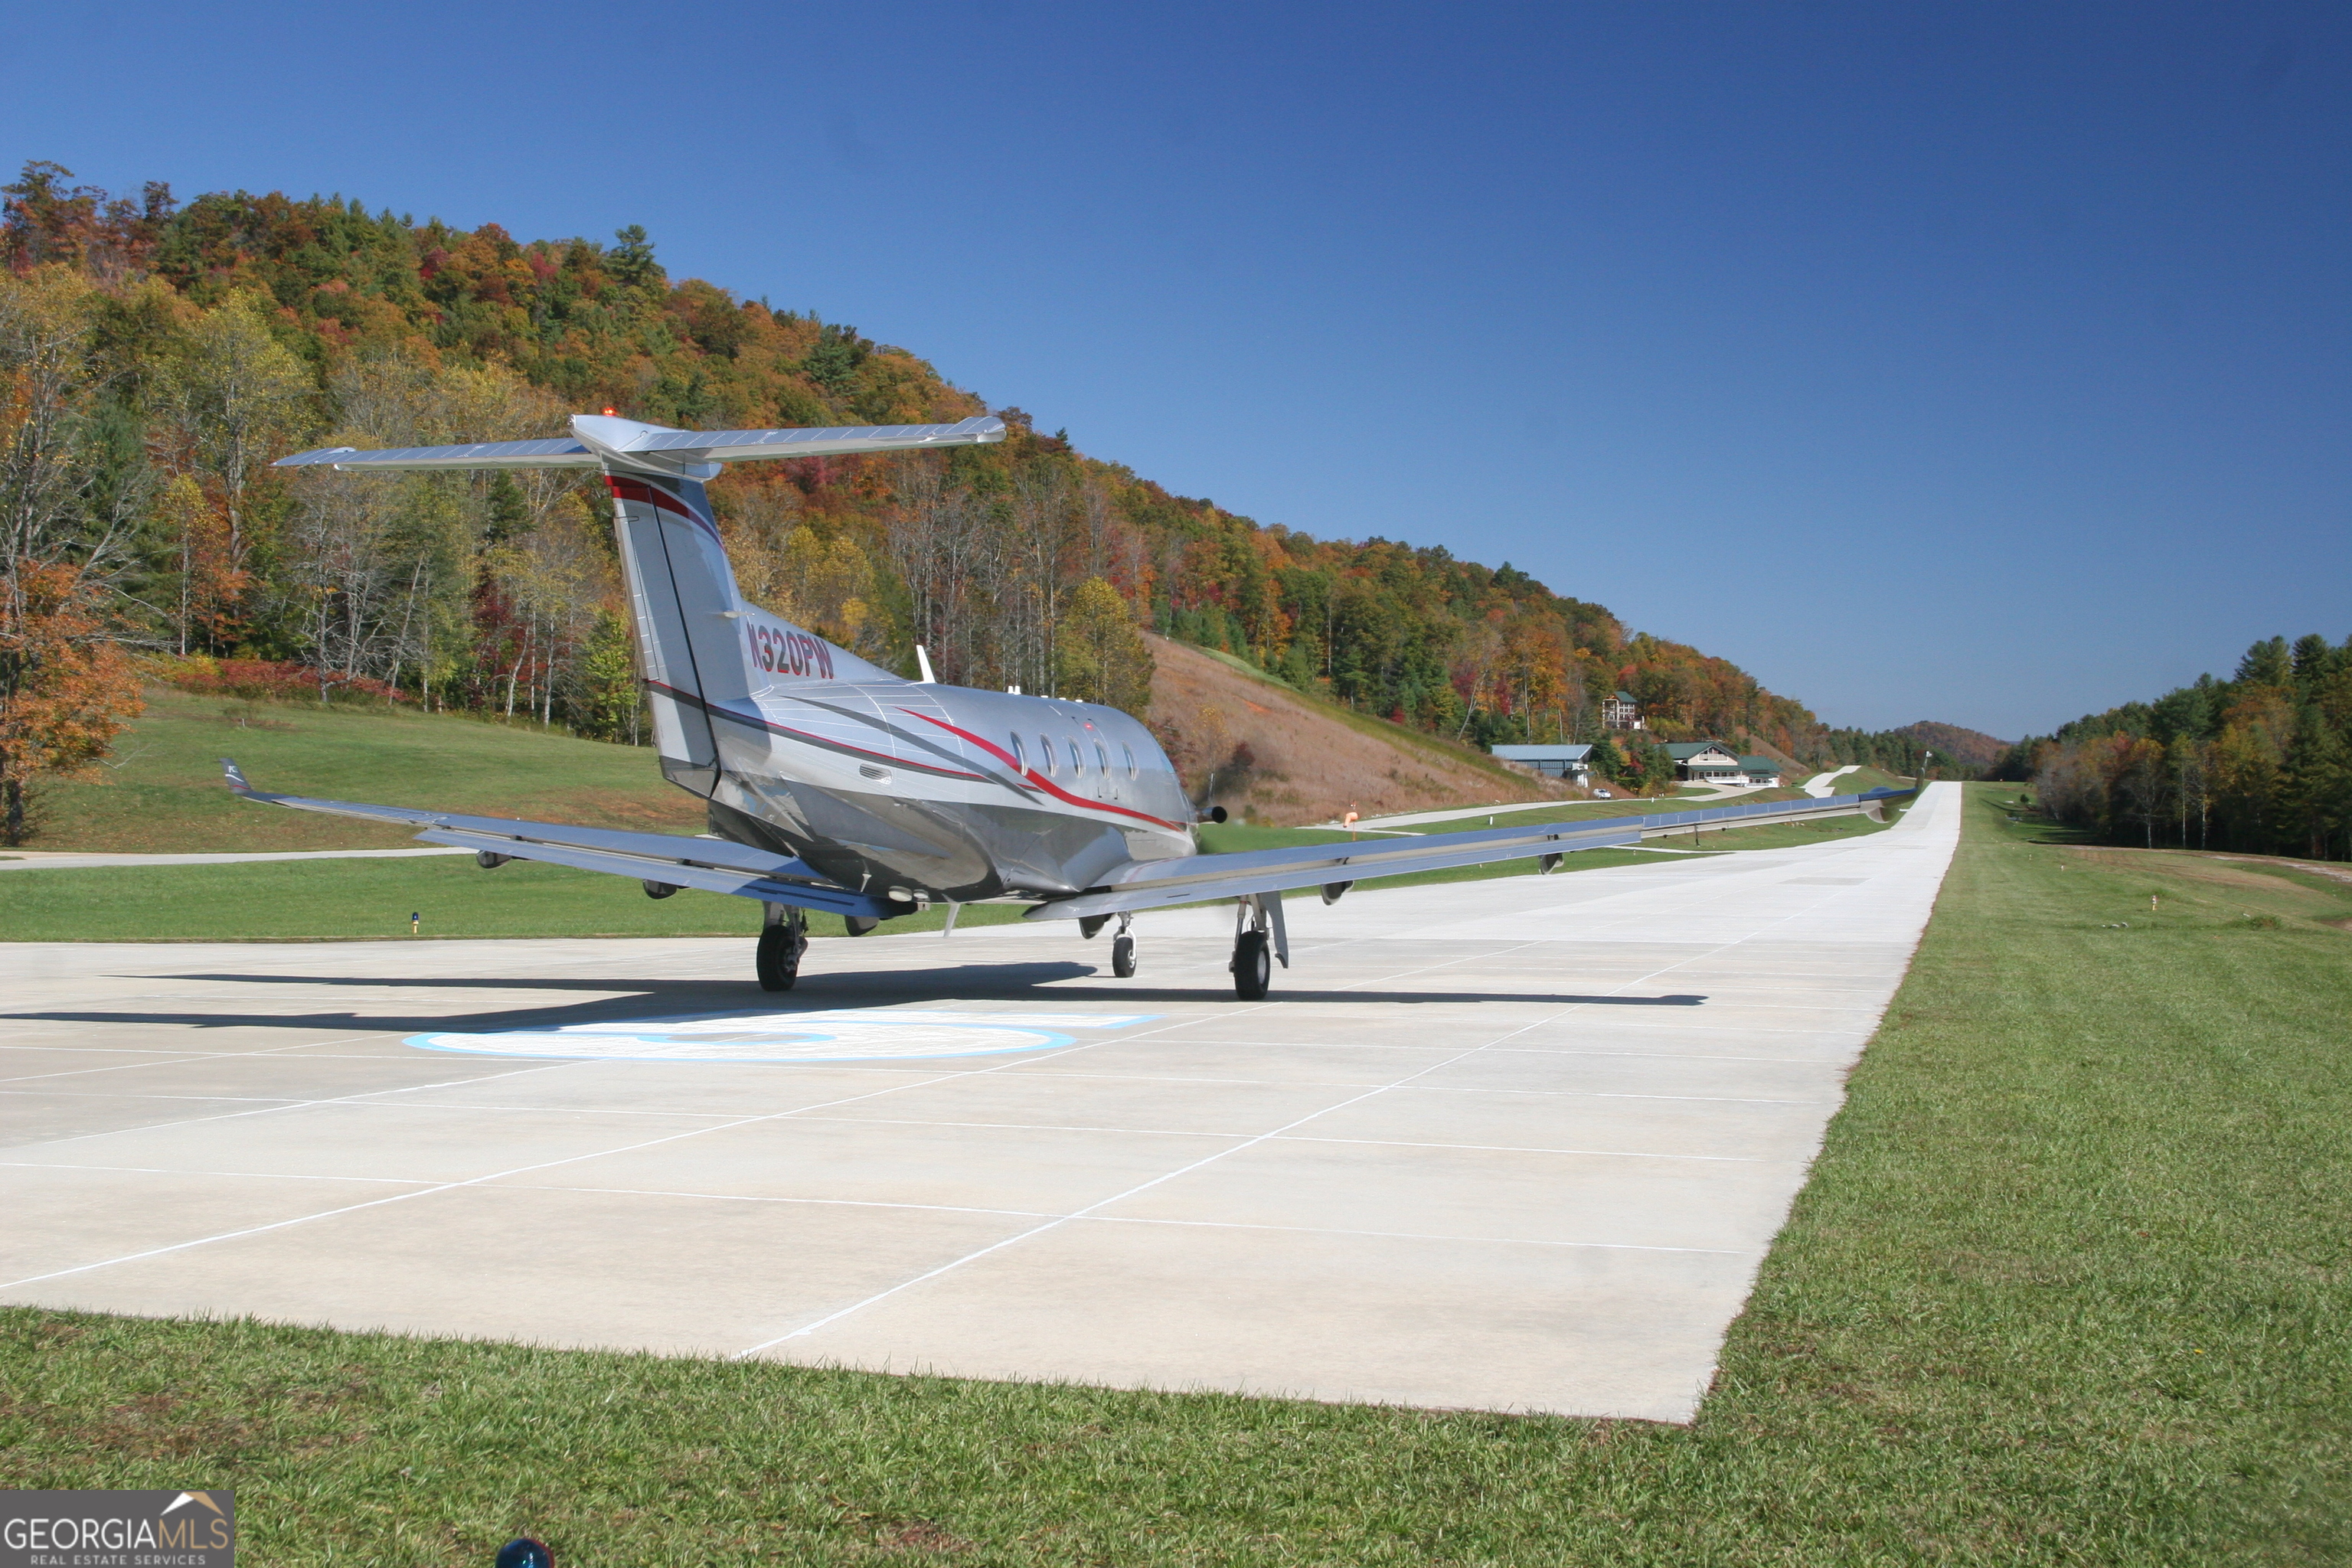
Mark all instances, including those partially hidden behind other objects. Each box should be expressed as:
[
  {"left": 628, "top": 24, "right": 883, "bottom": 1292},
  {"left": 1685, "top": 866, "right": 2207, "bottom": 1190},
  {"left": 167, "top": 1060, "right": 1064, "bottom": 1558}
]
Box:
[{"left": 1592, "top": 789, "right": 1612, "bottom": 799}]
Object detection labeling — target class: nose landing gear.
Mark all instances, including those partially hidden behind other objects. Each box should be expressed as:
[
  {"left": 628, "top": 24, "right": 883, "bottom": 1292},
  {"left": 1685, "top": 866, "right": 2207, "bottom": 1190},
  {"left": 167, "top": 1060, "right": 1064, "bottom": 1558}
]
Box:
[{"left": 1086, "top": 911, "right": 1140, "bottom": 977}]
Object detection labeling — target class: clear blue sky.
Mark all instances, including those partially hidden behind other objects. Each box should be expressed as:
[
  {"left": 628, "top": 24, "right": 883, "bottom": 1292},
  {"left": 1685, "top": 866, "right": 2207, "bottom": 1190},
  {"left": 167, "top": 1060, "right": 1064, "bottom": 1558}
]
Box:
[{"left": 6, "top": 1, "right": 2345, "bottom": 738}]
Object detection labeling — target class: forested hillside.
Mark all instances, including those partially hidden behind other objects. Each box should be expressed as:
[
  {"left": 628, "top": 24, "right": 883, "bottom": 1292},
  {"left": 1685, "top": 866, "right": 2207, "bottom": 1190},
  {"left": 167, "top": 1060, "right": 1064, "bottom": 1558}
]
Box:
[
  {"left": 4, "top": 160, "right": 1907, "bottom": 841},
  {"left": 2002, "top": 634, "right": 2352, "bottom": 861},
  {"left": 1810, "top": 720, "right": 2009, "bottom": 780}
]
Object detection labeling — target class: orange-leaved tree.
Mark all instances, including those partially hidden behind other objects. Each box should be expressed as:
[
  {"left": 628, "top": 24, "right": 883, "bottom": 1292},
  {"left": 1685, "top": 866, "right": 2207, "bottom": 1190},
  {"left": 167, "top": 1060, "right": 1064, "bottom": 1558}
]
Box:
[
  {"left": 0, "top": 562, "right": 141, "bottom": 841},
  {"left": 1, "top": 263, "right": 146, "bottom": 841}
]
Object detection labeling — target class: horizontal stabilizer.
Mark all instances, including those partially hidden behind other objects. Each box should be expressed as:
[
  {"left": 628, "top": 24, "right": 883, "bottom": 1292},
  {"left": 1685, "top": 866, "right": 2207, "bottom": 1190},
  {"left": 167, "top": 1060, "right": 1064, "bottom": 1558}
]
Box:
[
  {"left": 219, "top": 759, "right": 891, "bottom": 919},
  {"left": 276, "top": 415, "right": 1006, "bottom": 475},
  {"left": 1027, "top": 788, "right": 1915, "bottom": 920},
  {"left": 275, "top": 437, "right": 599, "bottom": 471},
  {"left": 608, "top": 416, "right": 1006, "bottom": 466}
]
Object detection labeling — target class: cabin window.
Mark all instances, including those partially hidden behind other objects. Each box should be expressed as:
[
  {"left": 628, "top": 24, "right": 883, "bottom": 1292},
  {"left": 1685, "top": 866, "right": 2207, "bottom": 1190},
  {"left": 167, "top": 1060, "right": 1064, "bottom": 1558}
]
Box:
[
  {"left": 1009, "top": 733, "right": 1026, "bottom": 772},
  {"left": 1069, "top": 740, "right": 1085, "bottom": 774},
  {"left": 1124, "top": 745, "right": 1137, "bottom": 779},
  {"left": 1040, "top": 733, "right": 1055, "bottom": 775}
]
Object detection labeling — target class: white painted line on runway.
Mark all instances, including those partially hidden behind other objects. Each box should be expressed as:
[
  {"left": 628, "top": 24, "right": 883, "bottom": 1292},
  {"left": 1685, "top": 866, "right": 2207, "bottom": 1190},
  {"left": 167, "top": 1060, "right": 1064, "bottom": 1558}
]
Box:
[{"left": 0, "top": 1160, "right": 428, "bottom": 1186}]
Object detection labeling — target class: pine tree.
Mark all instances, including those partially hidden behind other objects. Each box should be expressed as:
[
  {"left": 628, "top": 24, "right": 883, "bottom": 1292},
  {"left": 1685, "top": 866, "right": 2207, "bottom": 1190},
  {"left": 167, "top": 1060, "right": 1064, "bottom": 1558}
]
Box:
[{"left": 2282, "top": 708, "right": 2352, "bottom": 860}]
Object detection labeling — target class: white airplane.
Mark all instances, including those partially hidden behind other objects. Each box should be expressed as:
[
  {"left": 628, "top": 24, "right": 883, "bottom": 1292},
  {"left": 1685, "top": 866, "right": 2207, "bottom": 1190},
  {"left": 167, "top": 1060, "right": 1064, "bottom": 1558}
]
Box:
[{"left": 230, "top": 413, "right": 1902, "bottom": 998}]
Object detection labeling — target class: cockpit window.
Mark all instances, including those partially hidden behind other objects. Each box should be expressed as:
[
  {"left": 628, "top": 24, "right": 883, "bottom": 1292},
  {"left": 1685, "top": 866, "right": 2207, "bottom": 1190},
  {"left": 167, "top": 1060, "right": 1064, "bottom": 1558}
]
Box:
[
  {"left": 1096, "top": 743, "right": 1110, "bottom": 775},
  {"left": 1069, "top": 740, "right": 1085, "bottom": 774},
  {"left": 1009, "top": 733, "right": 1027, "bottom": 772},
  {"left": 1124, "top": 744, "right": 1137, "bottom": 779},
  {"left": 1039, "top": 733, "right": 1054, "bottom": 775}
]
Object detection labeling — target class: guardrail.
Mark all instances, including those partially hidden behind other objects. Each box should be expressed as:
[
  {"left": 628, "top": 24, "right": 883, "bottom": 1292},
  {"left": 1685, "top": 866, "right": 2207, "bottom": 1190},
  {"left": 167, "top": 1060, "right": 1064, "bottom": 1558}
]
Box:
[{"left": 1632, "top": 786, "right": 1919, "bottom": 841}]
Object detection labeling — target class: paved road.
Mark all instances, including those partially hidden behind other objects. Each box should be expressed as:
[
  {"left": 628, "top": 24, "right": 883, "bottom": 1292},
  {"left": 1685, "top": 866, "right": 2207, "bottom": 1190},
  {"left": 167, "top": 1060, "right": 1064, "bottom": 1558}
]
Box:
[
  {"left": 1802, "top": 764, "right": 1864, "bottom": 798},
  {"left": 0, "top": 783, "right": 1963, "bottom": 1422}
]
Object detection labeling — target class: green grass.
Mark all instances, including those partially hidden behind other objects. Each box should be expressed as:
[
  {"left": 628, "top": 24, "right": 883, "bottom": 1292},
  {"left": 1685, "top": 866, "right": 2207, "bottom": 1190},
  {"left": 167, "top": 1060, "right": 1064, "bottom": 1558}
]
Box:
[
  {"left": 21, "top": 685, "right": 701, "bottom": 854},
  {"left": 6, "top": 784, "right": 2345, "bottom": 1562},
  {"left": 1820, "top": 763, "right": 1917, "bottom": 793}
]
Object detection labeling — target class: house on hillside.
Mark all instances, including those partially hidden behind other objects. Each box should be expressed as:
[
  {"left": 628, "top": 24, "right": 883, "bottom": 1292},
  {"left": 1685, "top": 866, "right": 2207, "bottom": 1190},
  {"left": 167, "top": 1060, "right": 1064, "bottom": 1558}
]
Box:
[
  {"left": 1738, "top": 756, "right": 1783, "bottom": 786},
  {"left": 1489, "top": 743, "right": 1593, "bottom": 782},
  {"left": 1662, "top": 740, "right": 1744, "bottom": 782},
  {"left": 1602, "top": 691, "right": 1643, "bottom": 730}
]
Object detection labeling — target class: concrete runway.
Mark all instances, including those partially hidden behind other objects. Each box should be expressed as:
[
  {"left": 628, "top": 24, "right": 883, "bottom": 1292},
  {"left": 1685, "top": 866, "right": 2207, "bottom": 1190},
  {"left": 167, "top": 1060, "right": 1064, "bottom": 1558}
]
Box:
[{"left": 0, "top": 783, "right": 1962, "bottom": 1422}]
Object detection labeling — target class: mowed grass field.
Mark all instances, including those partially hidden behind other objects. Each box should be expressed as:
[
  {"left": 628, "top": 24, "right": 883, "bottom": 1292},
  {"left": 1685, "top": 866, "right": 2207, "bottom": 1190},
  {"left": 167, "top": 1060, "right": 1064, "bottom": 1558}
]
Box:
[
  {"left": 5, "top": 785, "right": 2345, "bottom": 1563},
  {"left": 0, "top": 807, "right": 1898, "bottom": 942},
  {"left": 17, "top": 686, "right": 703, "bottom": 853}
]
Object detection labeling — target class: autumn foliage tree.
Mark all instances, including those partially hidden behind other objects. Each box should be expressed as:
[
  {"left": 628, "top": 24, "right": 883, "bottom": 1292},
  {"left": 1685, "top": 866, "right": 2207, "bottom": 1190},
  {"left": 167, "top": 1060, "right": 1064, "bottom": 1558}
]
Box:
[
  {"left": 1055, "top": 576, "right": 1155, "bottom": 717},
  {"left": 0, "top": 262, "right": 145, "bottom": 842},
  {"left": 0, "top": 563, "right": 141, "bottom": 841}
]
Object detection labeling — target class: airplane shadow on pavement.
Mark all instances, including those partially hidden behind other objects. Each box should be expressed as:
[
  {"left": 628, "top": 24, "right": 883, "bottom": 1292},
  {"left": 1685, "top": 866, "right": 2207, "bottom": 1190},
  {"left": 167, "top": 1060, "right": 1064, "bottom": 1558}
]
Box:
[{"left": 5, "top": 963, "right": 1709, "bottom": 1037}]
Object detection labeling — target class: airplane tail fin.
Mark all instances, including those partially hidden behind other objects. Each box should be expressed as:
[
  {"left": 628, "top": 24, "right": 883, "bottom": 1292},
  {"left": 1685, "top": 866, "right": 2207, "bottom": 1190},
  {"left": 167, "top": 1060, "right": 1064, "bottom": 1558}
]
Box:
[
  {"left": 599, "top": 469, "right": 906, "bottom": 794},
  {"left": 276, "top": 413, "right": 1005, "bottom": 797}
]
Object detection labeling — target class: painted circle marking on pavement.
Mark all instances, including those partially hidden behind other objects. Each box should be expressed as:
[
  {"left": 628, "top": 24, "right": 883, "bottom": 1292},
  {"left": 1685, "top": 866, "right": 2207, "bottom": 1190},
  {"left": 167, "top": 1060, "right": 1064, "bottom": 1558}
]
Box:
[{"left": 406, "top": 1008, "right": 1159, "bottom": 1064}]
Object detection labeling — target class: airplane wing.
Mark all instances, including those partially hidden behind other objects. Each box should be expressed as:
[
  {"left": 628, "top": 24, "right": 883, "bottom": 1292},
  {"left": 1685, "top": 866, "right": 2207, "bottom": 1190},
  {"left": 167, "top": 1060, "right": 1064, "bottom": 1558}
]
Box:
[
  {"left": 1025, "top": 788, "right": 1914, "bottom": 920},
  {"left": 220, "top": 760, "right": 892, "bottom": 919}
]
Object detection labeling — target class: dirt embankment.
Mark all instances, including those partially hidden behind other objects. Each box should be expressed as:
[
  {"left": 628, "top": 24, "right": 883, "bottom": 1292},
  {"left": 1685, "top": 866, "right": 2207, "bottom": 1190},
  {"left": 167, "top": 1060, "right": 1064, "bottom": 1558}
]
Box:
[{"left": 1142, "top": 635, "right": 1570, "bottom": 826}]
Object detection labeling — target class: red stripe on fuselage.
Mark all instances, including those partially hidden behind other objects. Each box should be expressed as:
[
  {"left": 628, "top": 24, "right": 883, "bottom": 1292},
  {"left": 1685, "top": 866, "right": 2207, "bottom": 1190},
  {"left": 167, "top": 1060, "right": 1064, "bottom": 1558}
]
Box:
[
  {"left": 902, "top": 710, "right": 1187, "bottom": 831},
  {"left": 642, "top": 681, "right": 985, "bottom": 780}
]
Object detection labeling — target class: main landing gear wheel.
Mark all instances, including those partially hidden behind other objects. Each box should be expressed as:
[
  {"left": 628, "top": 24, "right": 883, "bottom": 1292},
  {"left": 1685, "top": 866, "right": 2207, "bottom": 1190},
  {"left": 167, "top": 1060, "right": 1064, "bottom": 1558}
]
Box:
[
  {"left": 756, "top": 907, "right": 808, "bottom": 991},
  {"left": 1112, "top": 933, "right": 1137, "bottom": 978},
  {"left": 1231, "top": 929, "right": 1270, "bottom": 1000}
]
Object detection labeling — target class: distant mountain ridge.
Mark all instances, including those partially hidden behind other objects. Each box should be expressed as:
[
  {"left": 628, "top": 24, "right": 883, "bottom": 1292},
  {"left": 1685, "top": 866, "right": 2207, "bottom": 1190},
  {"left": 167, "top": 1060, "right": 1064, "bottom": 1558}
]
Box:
[
  {"left": 1893, "top": 722, "right": 2011, "bottom": 773},
  {"left": 1807, "top": 719, "right": 2010, "bottom": 780}
]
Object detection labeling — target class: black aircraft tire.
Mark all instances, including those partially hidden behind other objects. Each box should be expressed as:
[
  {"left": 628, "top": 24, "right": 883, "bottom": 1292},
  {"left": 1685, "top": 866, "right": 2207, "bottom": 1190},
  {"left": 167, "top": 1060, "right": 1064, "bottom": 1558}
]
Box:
[
  {"left": 756, "top": 923, "right": 803, "bottom": 991},
  {"left": 1231, "top": 929, "right": 1270, "bottom": 1001},
  {"left": 1112, "top": 933, "right": 1137, "bottom": 978}
]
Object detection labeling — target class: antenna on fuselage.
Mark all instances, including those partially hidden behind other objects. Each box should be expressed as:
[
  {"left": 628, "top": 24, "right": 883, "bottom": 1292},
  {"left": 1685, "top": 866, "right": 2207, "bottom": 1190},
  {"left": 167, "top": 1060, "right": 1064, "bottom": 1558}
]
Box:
[{"left": 914, "top": 645, "right": 937, "bottom": 684}]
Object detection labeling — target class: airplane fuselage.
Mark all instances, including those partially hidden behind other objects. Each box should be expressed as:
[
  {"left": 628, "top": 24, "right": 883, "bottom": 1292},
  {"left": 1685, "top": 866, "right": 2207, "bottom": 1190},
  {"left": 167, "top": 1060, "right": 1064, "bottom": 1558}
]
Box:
[{"left": 675, "top": 648, "right": 1195, "bottom": 909}]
